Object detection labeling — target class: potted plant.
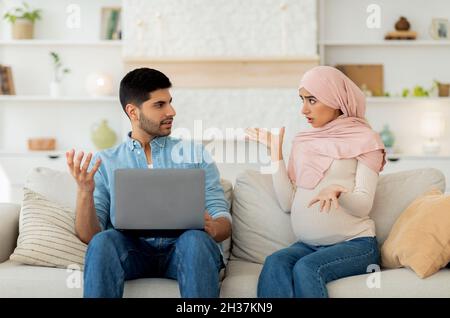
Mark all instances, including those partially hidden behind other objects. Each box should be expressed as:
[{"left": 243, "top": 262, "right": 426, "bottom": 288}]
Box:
[
  {"left": 49, "top": 52, "right": 70, "bottom": 97},
  {"left": 3, "top": 2, "right": 42, "bottom": 40}
]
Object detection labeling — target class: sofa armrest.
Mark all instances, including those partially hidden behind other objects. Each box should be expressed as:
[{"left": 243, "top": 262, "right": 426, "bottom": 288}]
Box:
[{"left": 0, "top": 203, "right": 20, "bottom": 263}]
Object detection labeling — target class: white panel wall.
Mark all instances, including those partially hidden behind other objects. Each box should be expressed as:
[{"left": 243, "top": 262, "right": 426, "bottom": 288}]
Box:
[{"left": 123, "top": 0, "right": 317, "bottom": 58}]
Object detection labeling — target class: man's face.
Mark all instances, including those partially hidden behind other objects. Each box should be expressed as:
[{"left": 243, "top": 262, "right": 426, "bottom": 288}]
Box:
[{"left": 129, "top": 89, "right": 176, "bottom": 137}]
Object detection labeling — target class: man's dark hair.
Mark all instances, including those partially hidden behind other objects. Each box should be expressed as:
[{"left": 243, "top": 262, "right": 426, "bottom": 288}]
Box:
[{"left": 119, "top": 68, "right": 172, "bottom": 116}]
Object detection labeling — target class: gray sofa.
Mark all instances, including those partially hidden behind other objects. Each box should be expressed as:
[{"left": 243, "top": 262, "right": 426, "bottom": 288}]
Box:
[{"left": 0, "top": 167, "right": 449, "bottom": 297}]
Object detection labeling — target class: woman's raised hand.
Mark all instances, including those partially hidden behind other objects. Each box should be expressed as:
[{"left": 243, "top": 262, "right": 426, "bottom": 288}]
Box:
[{"left": 245, "top": 127, "right": 285, "bottom": 161}]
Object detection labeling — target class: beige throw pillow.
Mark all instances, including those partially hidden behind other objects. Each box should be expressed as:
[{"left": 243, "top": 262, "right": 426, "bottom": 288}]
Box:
[
  {"left": 381, "top": 189, "right": 450, "bottom": 278},
  {"left": 10, "top": 188, "right": 87, "bottom": 269}
]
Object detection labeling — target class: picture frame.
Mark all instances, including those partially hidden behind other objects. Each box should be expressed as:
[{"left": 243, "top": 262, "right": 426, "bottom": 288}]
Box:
[
  {"left": 430, "top": 18, "right": 449, "bottom": 40},
  {"left": 100, "top": 7, "right": 122, "bottom": 40}
]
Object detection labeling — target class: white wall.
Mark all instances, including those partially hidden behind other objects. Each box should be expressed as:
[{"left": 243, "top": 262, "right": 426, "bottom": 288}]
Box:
[{"left": 123, "top": 0, "right": 317, "bottom": 58}]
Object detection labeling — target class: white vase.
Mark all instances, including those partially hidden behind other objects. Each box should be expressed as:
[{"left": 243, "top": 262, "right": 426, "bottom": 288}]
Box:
[{"left": 49, "top": 81, "right": 61, "bottom": 98}]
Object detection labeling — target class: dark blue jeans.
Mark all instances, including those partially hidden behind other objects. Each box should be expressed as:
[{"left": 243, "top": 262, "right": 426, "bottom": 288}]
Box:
[
  {"left": 257, "top": 236, "right": 380, "bottom": 298},
  {"left": 83, "top": 229, "right": 224, "bottom": 298}
]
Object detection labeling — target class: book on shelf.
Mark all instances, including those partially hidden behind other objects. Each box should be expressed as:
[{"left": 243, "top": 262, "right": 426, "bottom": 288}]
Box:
[
  {"left": 0, "top": 65, "right": 15, "bottom": 95},
  {"left": 100, "top": 7, "right": 122, "bottom": 40}
]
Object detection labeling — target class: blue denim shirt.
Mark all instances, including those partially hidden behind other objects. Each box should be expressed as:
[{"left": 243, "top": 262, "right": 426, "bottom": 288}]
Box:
[{"left": 89, "top": 133, "right": 231, "bottom": 231}]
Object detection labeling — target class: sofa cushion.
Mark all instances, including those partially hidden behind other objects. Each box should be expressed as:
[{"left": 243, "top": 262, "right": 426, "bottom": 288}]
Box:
[
  {"left": 221, "top": 259, "right": 450, "bottom": 298},
  {"left": 9, "top": 188, "right": 87, "bottom": 269},
  {"left": 371, "top": 168, "right": 445, "bottom": 244},
  {"left": 381, "top": 189, "right": 450, "bottom": 278},
  {"left": 0, "top": 260, "right": 180, "bottom": 298},
  {"left": 326, "top": 267, "right": 450, "bottom": 298},
  {"left": 230, "top": 170, "right": 297, "bottom": 264},
  {"left": 230, "top": 168, "right": 446, "bottom": 264},
  {"left": 220, "top": 259, "right": 262, "bottom": 298},
  {"left": 0, "top": 203, "right": 20, "bottom": 263},
  {"left": 25, "top": 167, "right": 78, "bottom": 210}
]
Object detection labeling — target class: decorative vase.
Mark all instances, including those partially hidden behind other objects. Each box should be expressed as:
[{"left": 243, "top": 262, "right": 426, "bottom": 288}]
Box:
[
  {"left": 49, "top": 81, "right": 61, "bottom": 98},
  {"left": 395, "top": 17, "right": 410, "bottom": 31},
  {"left": 380, "top": 124, "right": 395, "bottom": 153},
  {"left": 12, "top": 18, "right": 34, "bottom": 39},
  {"left": 91, "top": 120, "right": 117, "bottom": 150}
]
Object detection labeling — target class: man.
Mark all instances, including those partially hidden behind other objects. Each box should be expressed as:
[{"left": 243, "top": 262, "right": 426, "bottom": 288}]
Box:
[{"left": 66, "top": 68, "right": 231, "bottom": 298}]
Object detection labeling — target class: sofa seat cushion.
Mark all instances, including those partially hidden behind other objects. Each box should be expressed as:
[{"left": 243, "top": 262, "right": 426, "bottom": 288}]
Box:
[
  {"left": 327, "top": 268, "right": 450, "bottom": 298},
  {"left": 221, "top": 259, "right": 450, "bottom": 298},
  {"left": 0, "top": 260, "right": 180, "bottom": 298},
  {"left": 220, "top": 259, "right": 262, "bottom": 298}
]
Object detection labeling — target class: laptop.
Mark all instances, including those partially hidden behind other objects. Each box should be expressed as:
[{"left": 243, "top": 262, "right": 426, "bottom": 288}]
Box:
[{"left": 114, "top": 168, "right": 205, "bottom": 236}]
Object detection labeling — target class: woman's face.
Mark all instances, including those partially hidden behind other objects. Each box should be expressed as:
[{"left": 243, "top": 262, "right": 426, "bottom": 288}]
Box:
[{"left": 299, "top": 88, "right": 342, "bottom": 128}]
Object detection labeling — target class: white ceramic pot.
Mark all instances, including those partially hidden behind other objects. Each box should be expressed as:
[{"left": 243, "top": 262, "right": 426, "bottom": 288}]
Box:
[{"left": 49, "top": 81, "right": 61, "bottom": 98}]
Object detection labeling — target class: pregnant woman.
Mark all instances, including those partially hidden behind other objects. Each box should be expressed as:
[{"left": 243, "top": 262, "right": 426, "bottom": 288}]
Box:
[{"left": 246, "top": 66, "right": 386, "bottom": 298}]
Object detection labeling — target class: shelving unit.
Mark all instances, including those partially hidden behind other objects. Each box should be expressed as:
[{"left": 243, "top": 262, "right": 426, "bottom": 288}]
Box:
[
  {"left": 0, "top": 1, "right": 125, "bottom": 203},
  {"left": 318, "top": 0, "right": 450, "bottom": 193},
  {"left": 319, "top": 0, "right": 450, "bottom": 153}
]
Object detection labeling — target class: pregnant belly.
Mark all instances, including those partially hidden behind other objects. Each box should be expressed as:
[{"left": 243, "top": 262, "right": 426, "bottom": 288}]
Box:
[{"left": 290, "top": 200, "right": 364, "bottom": 246}]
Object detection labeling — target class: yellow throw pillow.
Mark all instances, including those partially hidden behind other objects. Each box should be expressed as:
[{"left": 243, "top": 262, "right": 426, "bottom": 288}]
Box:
[{"left": 381, "top": 189, "right": 450, "bottom": 278}]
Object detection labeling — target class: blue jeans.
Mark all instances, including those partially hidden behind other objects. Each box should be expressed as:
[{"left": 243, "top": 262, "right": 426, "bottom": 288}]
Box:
[
  {"left": 83, "top": 229, "right": 224, "bottom": 298},
  {"left": 257, "top": 236, "right": 380, "bottom": 298}
]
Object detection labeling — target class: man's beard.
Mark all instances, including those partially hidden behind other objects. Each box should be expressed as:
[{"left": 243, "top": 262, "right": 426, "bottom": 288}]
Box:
[{"left": 138, "top": 113, "right": 172, "bottom": 137}]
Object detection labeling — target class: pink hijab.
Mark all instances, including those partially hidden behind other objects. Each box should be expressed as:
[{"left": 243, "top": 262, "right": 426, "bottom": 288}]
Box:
[{"left": 287, "top": 66, "right": 386, "bottom": 189}]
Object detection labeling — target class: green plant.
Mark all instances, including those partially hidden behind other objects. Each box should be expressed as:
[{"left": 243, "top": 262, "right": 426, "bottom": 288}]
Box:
[
  {"left": 401, "top": 85, "right": 430, "bottom": 97},
  {"left": 3, "top": 2, "right": 42, "bottom": 24},
  {"left": 402, "top": 88, "right": 410, "bottom": 97},
  {"left": 412, "top": 85, "right": 429, "bottom": 97},
  {"left": 50, "top": 52, "right": 70, "bottom": 83}
]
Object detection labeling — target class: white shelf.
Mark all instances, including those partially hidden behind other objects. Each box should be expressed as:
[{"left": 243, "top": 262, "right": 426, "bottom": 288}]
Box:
[
  {"left": 124, "top": 55, "right": 320, "bottom": 63},
  {"left": 366, "top": 97, "right": 450, "bottom": 103},
  {"left": 0, "top": 149, "right": 99, "bottom": 157},
  {"left": 0, "top": 150, "right": 66, "bottom": 157},
  {"left": 320, "top": 40, "right": 450, "bottom": 47},
  {"left": 0, "top": 40, "right": 122, "bottom": 47},
  {"left": 0, "top": 95, "right": 118, "bottom": 102},
  {"left": 387, "top": 153, "right": 450, "bottom": 160}
]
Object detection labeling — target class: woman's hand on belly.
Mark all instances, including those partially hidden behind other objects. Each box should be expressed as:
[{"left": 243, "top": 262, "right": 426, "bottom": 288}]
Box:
[{"left": 308, "top": 184, "right": 348, "bottom": 213}]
